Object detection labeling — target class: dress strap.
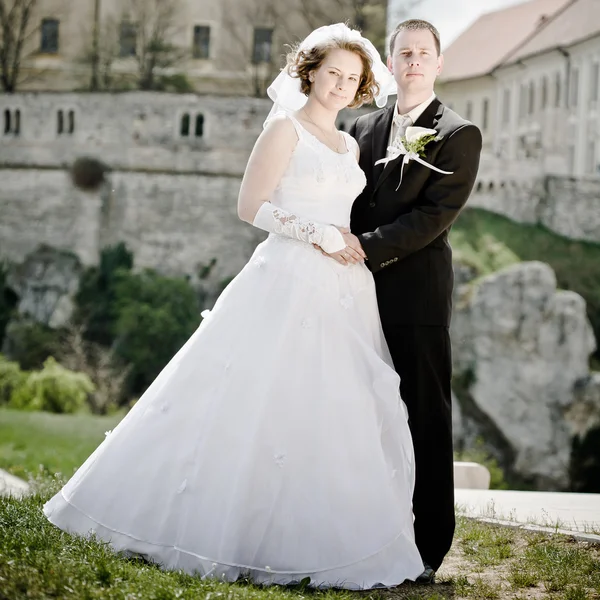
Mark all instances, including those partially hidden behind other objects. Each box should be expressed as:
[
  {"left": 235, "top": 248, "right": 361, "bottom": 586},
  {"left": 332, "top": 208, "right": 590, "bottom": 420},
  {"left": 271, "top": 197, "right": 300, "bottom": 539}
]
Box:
[
  {"left": 286, "top": 114, "right": 305, "bottom": 140},
  {"left": 341, "top": 131, "right": 359, "bottom": 157}
]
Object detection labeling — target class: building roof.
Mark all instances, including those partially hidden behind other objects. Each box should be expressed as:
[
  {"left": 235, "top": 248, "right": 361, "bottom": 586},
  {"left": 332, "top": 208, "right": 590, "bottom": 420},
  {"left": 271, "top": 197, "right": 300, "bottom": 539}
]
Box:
[
  {"left": 439, "top": 0, "right": 571, "bottom": 82},
  {"left": 503, "top": 0, "right": 600, "bottom": 64}
]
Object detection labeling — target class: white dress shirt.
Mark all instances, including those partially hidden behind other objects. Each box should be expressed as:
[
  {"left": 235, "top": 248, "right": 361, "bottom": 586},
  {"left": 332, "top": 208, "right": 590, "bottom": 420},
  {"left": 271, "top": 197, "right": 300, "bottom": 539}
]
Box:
[{"left": 386, "top": 93, "right": 437, "bottom": 159}]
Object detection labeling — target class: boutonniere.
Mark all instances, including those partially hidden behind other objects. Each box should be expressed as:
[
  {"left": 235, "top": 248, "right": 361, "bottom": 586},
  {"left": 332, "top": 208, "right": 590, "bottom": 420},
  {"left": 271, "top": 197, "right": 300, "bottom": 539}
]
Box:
[{"left": 375, "top": 126, "right": 454, "bottom": 190}]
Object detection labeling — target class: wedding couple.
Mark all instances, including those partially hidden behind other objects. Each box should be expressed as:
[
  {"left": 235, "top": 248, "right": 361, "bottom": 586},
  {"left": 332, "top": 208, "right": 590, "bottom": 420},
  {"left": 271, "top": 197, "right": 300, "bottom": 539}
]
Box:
[{"left": 44, "top": 19, "right": 482, "bottom": 589}]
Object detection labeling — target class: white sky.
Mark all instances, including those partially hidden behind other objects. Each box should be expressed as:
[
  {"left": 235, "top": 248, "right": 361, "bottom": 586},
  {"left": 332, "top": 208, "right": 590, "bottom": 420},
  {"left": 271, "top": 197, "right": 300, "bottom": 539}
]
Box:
[{"left": 406, "top": 0, "right": 527, "bottom": 49}]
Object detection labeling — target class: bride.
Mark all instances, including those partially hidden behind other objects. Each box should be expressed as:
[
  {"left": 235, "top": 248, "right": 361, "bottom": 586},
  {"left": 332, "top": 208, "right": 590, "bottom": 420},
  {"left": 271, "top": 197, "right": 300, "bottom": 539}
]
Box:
[{"left": 43, "top": 23, "right": 424, "bottom": 589}]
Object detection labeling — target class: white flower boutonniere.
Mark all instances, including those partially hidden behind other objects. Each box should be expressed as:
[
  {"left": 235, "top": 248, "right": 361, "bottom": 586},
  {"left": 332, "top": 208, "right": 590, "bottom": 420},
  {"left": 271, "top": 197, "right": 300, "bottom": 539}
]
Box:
[{"left": 375, "top": 126, "right": 454, "bottom": 190}]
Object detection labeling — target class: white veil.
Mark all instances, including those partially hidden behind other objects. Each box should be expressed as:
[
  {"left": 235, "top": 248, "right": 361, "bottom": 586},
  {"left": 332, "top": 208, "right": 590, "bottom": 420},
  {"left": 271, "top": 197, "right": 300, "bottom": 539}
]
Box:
[{"left": 264, "top": 23, "right": 396, "bottom": 127}]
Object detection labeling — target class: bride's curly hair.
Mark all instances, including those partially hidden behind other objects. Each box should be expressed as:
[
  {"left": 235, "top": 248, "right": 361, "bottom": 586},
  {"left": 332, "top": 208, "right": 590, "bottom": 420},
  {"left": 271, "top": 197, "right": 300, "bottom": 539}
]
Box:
[{"left": 286, "top": 38, "right": 380, "bottom": 109}]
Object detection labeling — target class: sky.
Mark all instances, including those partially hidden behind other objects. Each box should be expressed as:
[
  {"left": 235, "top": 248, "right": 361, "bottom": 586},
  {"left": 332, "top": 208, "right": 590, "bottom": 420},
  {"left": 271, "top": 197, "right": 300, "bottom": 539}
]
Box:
[{"left": 403, "top": 0, "right": 527, "bottom": 49}]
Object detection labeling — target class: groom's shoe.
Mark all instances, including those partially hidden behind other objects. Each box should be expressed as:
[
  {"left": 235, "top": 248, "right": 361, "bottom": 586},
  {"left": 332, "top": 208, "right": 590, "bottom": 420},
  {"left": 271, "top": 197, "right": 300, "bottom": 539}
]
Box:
[{"left": 416, "top": 563, "right": 436, "bottom": 584}]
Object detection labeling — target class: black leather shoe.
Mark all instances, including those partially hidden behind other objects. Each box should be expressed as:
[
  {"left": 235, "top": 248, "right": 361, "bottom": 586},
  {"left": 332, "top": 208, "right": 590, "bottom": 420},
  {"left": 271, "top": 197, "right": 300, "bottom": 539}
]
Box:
[{"left": 415, "top": 563, "right": 436, "bottom": 584}]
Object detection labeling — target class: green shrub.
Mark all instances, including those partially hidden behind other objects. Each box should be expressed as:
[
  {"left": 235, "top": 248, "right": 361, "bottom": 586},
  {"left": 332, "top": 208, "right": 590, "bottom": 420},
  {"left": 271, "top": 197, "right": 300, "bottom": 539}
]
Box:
[
  {"left": 0, "top": 354, "right": 26, "bottom": 405},
  {"left": 2, "top": 319, "right": 61, "bottom": 370},
  {"left": 0, "top": 263, "right": 18, "bottom": 348},
  {"left": 9, "top": 357, "right": 95, "bottom": 414},
  {"left": 75, "top": 244, "right": 201, "bottom": 397},
  {"left": 75, "top": 242, "right": 134, "bottom": 346},
  {"left": 113, "top": 269, "right": 200, "bottom": 393}
]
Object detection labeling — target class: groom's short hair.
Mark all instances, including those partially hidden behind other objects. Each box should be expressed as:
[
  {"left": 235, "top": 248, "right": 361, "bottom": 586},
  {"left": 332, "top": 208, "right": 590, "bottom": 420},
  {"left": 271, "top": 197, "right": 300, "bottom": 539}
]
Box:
[{"left": 389, "top": 19, "right": 441, "bottom": 57}]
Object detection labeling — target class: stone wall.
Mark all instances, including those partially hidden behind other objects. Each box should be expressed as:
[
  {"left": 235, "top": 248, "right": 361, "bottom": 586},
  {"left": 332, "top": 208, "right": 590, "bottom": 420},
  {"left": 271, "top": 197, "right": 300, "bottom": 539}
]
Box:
[
  {"left": 470, "top": 155, "right": 600, "bottom": 244},
  {"left": 0, "top": 93, "right": 271, "bottom": 176},
  {"left": 0, "top": 167, "right": 265, "bottom": 283},
  {"left": 0, "top": 92, "right": 370, "bottom": 281}
]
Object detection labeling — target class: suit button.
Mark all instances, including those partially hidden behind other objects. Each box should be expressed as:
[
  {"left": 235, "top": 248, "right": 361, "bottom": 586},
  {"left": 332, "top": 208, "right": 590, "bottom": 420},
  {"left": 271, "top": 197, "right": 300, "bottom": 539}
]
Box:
[
  {"left": 394, "top": 257, "right": 398, "bottom": 262},
  {"left": 369, "top": 201, "right": 376, "bottom": 208},
  {"left": 380, "top": 262, "right": 385, "bottom": 268}
]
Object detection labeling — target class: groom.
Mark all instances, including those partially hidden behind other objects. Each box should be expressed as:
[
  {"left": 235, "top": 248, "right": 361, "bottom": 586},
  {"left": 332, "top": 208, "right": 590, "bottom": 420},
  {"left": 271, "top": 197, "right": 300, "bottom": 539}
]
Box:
[{"left": 347, "top": 19, "right": 482, "bottom": 580}]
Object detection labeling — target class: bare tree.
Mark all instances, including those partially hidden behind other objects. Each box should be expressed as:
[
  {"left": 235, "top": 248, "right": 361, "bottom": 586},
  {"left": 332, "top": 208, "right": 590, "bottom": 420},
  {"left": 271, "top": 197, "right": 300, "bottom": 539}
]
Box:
[
  {"left": 57, "top": 324, "right": 130, "bottom": 415},
  {"left": 296, "top": 0, "right": 423, "bottom": 58},
  {"left": 221, "top": 0, "right": 292, "bottom": 97},
  {"left": 0, "top": 0, "right": 37, "bottom": 92},
  {"left": 123, "top": 0, "right": 188, "bottom": 91},
  {"left": 80, "top": 13, "right": 120, "bottom": 91}
]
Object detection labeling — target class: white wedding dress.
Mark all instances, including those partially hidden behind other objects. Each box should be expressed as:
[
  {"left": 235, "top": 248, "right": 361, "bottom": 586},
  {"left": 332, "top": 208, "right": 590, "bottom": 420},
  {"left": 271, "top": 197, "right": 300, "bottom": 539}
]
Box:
[{"left": 44, "top": 115, "right": 424, "bottom": 589}]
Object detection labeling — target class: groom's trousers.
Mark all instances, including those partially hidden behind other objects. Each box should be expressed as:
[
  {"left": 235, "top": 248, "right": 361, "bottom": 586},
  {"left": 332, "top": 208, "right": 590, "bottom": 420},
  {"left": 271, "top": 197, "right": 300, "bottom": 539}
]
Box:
[{"left": 383, "top": 323, "right": 454, "bottom": 572}]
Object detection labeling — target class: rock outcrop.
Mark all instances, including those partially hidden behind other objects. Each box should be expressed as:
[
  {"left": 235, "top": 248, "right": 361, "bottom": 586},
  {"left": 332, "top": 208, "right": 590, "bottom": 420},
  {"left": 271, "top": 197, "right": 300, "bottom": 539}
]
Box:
[{"left": 451, "top": 261, "right": 597, "bottom": 490}]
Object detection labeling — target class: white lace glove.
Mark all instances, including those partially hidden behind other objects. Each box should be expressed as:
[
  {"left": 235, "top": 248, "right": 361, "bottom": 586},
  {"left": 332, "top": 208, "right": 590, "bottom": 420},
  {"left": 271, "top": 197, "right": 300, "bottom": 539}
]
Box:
[{"left": 252, "top": 203, "right": 346, "bottom": 253}]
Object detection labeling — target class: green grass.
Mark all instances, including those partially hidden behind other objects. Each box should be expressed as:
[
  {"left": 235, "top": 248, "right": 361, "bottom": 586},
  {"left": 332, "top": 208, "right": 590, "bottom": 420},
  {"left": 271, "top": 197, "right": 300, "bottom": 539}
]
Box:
[
  {"left": 451, "top": 208, "right": 600, "bottom": 366},
  {"left": 1, "top": 410, "right": 600, "bottom": 599},
  {"left": 0, "top": 408, "right": 123, "bottom": 480},
  {"left": 2, "top": 486, "right": 600, "bottom": 600}
]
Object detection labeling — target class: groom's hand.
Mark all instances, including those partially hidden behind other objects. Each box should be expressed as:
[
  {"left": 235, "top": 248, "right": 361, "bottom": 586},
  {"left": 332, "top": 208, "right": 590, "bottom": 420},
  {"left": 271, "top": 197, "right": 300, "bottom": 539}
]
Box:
[
  {"left": 313, "top": 228, "right": 366, "bottom": 265},
  {"left": 341, "top": 232, "right": 365, "bottom": 258}
]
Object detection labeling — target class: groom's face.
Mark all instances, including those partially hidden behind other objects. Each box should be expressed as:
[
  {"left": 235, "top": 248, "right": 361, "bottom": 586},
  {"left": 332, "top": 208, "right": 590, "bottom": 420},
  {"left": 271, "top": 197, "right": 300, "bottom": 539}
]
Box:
[{"left": 387, "top": 28, "right": 443, "bottom": 96}]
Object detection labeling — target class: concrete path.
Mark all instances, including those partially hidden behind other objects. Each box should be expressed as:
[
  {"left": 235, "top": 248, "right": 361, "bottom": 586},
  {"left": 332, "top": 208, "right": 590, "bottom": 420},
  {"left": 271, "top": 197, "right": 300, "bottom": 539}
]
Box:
[
  {"left": 455, "top": 488, "right": 600, "bottom": 542},
  {"left": 0, "top": 468, "right": 30, "bottom": 499}
]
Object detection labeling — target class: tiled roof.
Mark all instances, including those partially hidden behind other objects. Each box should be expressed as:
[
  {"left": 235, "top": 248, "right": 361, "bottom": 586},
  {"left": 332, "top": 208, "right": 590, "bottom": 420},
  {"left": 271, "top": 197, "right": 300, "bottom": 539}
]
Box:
[
  {"left": 439, "top": 0, "right": 571, "bottom": 82},
  {"left": 504, "top": 0, "right": 599, "bottom": 64}
]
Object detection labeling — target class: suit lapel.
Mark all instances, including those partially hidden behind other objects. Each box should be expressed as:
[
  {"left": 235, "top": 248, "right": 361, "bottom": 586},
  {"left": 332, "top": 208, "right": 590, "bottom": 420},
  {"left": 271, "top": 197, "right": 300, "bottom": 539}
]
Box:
[
  {"left": 372, "top": 106, "right": 395, "bottom": 184},
  {"left": 374, "top": 98, "right": 443, "bottom": 193}
]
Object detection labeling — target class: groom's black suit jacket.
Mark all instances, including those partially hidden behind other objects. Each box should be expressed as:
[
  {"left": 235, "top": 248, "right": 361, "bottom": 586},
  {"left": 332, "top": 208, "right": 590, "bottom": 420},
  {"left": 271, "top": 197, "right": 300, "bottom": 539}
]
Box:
[{"left": 349, "top": 98, "right": 482, "bottom": 327}]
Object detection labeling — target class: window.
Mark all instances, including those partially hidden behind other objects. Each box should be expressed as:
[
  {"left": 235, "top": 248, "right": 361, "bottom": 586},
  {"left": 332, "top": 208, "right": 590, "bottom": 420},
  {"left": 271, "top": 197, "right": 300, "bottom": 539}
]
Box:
[
  {"left": 518, "top": 84, "right": 527, "bottom": 119},
  {"left": 180, "top": 113, "right": 190, "bottom": 136},
  {"left": 195, "top": 114, "right": 204, "bottom": 137},
  {"left": 3, "top": 109, "right": 11, "bottom": 134},
  {"left": 591, "top": 63, "right": 599, "bottom": 103},
  {"left": 40, "top": 18, "right": 59, "bottom": 53},
  {"left": 541, "top": 76, "right": 548, "bottom": 109},
  {"left": 567, "top": 145, "right": 575, "bottom": 173},
  {"left": 120, "top": 21, "right": 137, "bottom": 57},
  {"left": 570, "top": 67, "right": 579, "bottom": 108},
  {"left": 465, "top": 101, "right": 472, "bottom": 121},
  {"left": 3, "top": 109, "right": 21, "bottom": 136},
  {"left": 555, "top": 73, "right": 561, "bottom": 107},
  {"left": 586, "top": 140, "right": 596, "bottom": 174},
  {"left": 252, "top": 27, "right": 273, "bottom": 64},
  {"left": 482, "top": 98, "right": 489, "bottom": 131},
  {"left": 193, "top": 25, "right": 210, "bottom": 59},
  {"left": 502, "top": 88, "right": 511, "bottom": 124},
  {"left": 56, "top": 109, "right": 74, "bottom": 135},
  {"left": 528, "top": 81, "right": 535, "bottom": 114}
]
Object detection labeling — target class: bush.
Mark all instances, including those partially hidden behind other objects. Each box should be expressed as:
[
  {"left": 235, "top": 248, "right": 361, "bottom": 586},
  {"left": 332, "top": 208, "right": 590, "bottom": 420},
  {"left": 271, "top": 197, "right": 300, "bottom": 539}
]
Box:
[
  {"left": 0, "top": 263, "right": 19, "bottom": 348},
  {"left": 70, "top": 156, "right": 109, "bottom": 191},
  {"left": 75, "top": 245, "right": 201, "bottom": 397},
  {"left": 9, "top": 357, "right": 95, "bottom": 414},
  {"left": 2, "top": 319, "right": 61, "bottom": 370},
  {"left": 55, "top": 325, "right": 129, "bottom": 415},
  {"left": 75, "top": 243, "right": 134, "bottom": 347},
  {"left": 112, "top": 269, "right": 200, "bottom": 393},
  {"left": 0, "top": 354, "right": 26, "bottom": 406},
  {"left": 157, "top": 73, "right": 195, "bottom": 93}
]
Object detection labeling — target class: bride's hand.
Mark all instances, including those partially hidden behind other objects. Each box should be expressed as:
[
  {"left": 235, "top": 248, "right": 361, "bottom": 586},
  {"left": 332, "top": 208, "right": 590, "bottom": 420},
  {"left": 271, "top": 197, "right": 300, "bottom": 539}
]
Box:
[{"left": 314, "top": 228, "right": 365, "bottom": 265}]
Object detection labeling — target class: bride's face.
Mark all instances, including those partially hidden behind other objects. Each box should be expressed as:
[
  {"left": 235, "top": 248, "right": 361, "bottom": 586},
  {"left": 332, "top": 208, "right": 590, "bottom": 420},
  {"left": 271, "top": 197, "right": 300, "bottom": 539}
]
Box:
[{"left": 309, "top": 48, "right": 363, "bottom": 110}]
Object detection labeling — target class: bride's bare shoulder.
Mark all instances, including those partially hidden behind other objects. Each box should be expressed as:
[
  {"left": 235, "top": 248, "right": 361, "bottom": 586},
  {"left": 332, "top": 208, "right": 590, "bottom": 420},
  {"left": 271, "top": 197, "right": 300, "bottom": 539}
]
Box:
[{"left": 262, "top": 113, "right": 299, "bottom": 143}]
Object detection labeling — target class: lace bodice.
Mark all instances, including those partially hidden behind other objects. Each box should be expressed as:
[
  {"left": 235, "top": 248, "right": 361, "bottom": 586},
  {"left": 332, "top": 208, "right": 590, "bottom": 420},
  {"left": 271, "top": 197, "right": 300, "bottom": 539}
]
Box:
[{"left": 270, "top": 115, "right": 367, "bottom": 228}]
